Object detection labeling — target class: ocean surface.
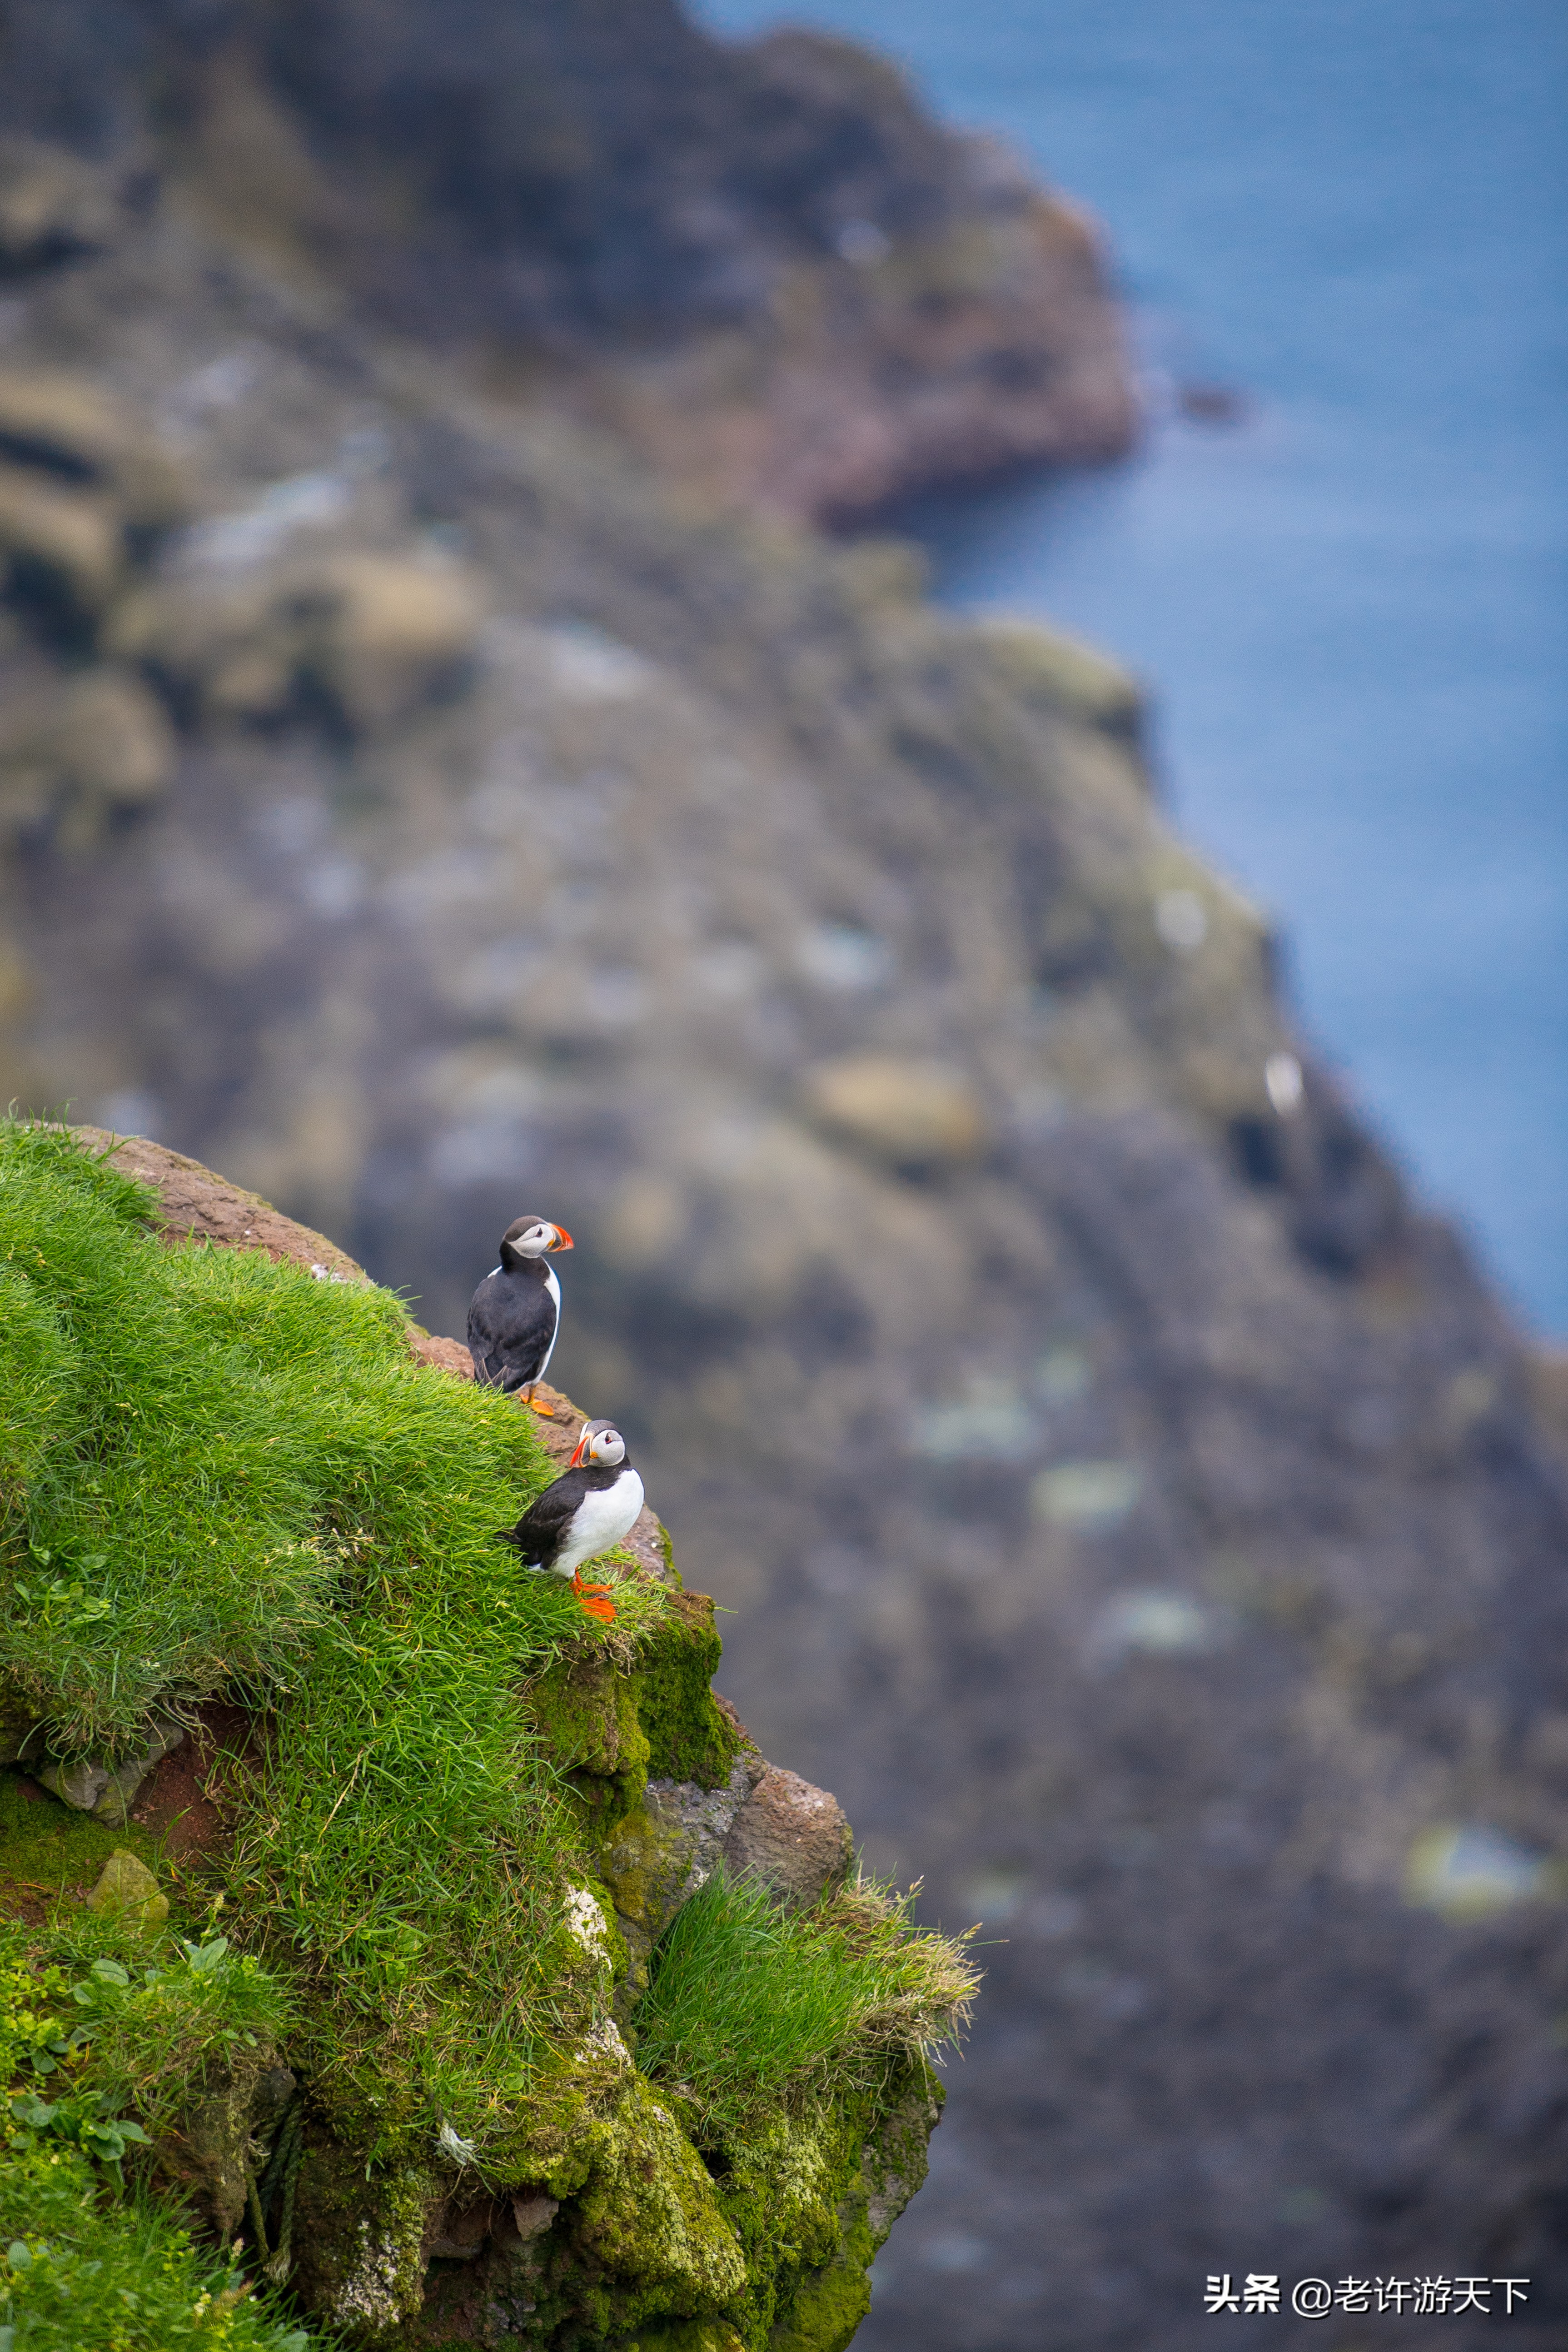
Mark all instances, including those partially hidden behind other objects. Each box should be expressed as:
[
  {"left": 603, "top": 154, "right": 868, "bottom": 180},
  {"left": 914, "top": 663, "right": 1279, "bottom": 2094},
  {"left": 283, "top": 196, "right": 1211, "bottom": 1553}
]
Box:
[{"left": 697, "top": 0, "right": 1568, "bottom": 1333}]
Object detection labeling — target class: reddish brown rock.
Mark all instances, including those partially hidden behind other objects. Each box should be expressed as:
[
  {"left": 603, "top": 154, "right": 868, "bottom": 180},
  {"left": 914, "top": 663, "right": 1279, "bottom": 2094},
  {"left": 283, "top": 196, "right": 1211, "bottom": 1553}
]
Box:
[
  {"left": 604, "top": 185, "right": 1136, "bottom": 524},
  {"left": 72, "top": 1126, "right": 363, "bottom": 1281},
  {"left": 722, "top": 1763, "right": 854, "bottom": 1909},
  {"left": 407, "top": 1329, "right": 475, "bottom": 1380}
]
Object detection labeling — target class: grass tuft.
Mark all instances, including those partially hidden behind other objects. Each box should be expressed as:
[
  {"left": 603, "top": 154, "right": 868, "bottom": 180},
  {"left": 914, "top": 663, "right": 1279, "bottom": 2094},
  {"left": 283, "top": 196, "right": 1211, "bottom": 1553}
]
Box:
[
  {"left": 0, "top": 2148, "right": 315, "bottom": 2350},
  {"left": 633, "top": 1867, "right": 978, "bottom": 2149}
]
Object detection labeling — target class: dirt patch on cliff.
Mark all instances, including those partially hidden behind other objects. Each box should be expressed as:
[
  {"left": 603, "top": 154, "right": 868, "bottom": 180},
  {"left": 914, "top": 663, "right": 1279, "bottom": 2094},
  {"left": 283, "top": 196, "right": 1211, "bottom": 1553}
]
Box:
[
  {"left": 130, "top": 1699, "right": 264, "bottom": 1864},
  {"left": 73, "top": 1126, "right": 365, "bottom": 1280}
]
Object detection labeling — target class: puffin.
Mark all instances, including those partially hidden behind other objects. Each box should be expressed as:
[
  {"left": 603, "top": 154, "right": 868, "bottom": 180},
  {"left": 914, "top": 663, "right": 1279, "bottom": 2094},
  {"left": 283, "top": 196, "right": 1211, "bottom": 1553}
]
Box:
[
  {"left": 495, "top": 1419, "right": 644, "bottom": 1623},
  {"left": 467, "top": 1215, "right": 573, "bottom": 1412}
]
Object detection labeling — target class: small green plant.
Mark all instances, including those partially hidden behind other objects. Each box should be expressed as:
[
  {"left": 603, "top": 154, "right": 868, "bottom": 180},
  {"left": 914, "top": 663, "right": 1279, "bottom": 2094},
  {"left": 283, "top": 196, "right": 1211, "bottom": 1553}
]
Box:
[
  {"left": 0, "top": 1924, "right": 313, "bottom": 2347},
  {"left": 10, "top": 1568, "right": 113, "bottom": 1636},
  {"left": 0, "top": 1916, "right": 289, "bottom": 2176},
  {"left": 0, "top": 2152, "right": 313, "bottom": 2348},
  {"left": 7, "top": 2084, "right": 151, "bottom": 2189},
  {"left": 56, "top": 1937, "right": 290, "bottom": 2134},
  {"left": 0, "top": 1951, "right": 78, "bottom": 2090},
  {"left": 634, "top": 1868, "right": 978, "bottom": 2148}
]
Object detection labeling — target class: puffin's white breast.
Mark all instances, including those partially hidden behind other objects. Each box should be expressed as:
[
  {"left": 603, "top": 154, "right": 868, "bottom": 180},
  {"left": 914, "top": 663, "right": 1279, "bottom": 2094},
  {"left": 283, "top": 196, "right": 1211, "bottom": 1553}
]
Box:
[
  {"left": 537, "top": 1261, "right": 562, "bottom": 1379},
  {"left": 556, "top": 1468, "right": 645, "bottom": 1578}
]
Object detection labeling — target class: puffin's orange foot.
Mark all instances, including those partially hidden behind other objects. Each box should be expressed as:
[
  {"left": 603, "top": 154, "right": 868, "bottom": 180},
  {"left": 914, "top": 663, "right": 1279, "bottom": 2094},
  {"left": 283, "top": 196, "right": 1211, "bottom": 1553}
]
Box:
[
  {"left": 523, "top": 1388, "right": 557, "bottom": 1418},
  {"left": 571, "top": 1569, "right": 617, "bottom": 1623}
]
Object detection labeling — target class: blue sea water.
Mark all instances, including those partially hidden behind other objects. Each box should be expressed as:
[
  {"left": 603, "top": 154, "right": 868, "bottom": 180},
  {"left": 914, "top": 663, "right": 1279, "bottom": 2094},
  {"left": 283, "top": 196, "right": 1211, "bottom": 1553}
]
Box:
[{"left": 697, "top": 0, "right": 1568, "bottom": 1332}]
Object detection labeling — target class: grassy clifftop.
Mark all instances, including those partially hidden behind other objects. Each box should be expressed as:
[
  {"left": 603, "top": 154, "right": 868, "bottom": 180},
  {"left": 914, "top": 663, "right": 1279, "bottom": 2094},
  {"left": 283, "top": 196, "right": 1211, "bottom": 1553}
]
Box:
[{"left": 0, "top": 1121, "right": 973, "bottom": 2348}]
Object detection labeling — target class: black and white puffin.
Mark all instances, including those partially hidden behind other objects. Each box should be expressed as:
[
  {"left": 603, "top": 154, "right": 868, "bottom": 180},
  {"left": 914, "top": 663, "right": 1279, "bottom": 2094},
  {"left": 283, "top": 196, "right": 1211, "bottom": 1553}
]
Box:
[
  {"left": 467, "top": 1215, "right": 574, "bottom": 1412},
  {"left": 496, "top": 1420, "right": 644, "bottom": 1623}
]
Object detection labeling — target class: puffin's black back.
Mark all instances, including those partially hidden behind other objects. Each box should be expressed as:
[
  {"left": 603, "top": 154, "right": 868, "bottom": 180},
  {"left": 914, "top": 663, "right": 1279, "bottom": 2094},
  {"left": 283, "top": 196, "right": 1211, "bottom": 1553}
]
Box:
[
  {"left": 497, "top": 1462, "right": 629, "bottom": 1570},
  {"left": 467, "top": 1256, "right": 557, "bottom": 1391}
]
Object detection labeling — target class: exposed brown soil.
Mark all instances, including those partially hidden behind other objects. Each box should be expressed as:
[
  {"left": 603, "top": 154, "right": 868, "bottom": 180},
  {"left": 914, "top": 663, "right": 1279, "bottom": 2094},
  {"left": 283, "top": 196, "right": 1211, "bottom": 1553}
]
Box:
[
  {"left": 130, "top": 1699, "right": 265, "bottom": 1864},
  {"left": 407, "top": 1329, "right": 474, "bottom": 1380},
  {"left": 74, "top": 1127, "right": 364, "bottom": 1281}
]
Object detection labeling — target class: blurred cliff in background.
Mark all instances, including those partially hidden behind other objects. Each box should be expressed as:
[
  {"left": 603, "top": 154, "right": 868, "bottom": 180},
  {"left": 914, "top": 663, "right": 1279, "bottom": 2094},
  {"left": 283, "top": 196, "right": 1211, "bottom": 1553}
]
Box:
[
  {"left": 0, "top": 0, "right": 1131, "bottom": 522},
  {"left": 0, "top": 1, "right": 1566, "bottom": 2344}
]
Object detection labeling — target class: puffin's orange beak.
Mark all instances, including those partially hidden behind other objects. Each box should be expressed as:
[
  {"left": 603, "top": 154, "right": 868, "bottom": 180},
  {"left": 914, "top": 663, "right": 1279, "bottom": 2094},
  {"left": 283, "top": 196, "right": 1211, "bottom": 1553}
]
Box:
[
  {"left": 549, "top": 1226, "right": 574, "bottom": 1251},
  {"left": 569, "top": 1430, "right": 588, "bottom": 1468}
]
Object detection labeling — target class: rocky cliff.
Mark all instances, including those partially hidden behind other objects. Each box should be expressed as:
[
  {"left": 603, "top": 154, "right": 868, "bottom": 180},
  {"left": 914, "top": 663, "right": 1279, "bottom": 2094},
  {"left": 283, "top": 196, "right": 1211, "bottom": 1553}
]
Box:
[
  {"left": 0, "top": 1120, "right": 973, "bottom": 2347},
  {"left": 0, "top": 0, "right": 1132, "bottom": 522},
  {"left": 0, "top": 4, "right": 1565, "bottom": 2346}
]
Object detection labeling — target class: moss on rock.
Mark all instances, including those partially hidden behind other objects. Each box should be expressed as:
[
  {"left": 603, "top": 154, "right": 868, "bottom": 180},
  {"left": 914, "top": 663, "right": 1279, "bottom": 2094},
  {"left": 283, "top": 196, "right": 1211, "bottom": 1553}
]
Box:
[
  {"left": 0, "top": 1764, "right": 171, "bottom": 1920},
  {"left": 526, "top": 1653, "right": 653, "bottom": 1848},
  {"left": 543, "top": 2072, "right": 749, "bottom": 2340},
  {"left": 702, "top": 2058, "right": 941, "bottom": 2352},
  {"left": 288, "top": 2137, "right": 441, "bottom": 2343},
  {"left": 635, "top": 1596, "right": 745, "bottom": 1791}
]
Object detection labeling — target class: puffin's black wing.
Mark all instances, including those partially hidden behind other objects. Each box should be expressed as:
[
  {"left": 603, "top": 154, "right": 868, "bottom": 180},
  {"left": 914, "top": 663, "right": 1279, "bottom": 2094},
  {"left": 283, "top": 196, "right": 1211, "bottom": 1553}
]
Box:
[
  {"left": 496, "top": 1467, "right": 590, "bottom": 1572},
  {"left": 467, "top": 1266, "right": 555, "bottom": 1392}
]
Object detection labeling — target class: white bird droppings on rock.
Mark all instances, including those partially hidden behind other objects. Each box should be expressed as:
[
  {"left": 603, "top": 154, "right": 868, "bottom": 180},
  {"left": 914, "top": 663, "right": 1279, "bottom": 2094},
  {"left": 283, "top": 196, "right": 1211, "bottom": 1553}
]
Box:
[
  {"left": 1405, "top": 1825, "right": 1550, "bottom": 1919},
  {"left": 578, "top": 2016, "right": 633, "bottom": 2070},
  {"left": 1087, "top": 1588, "right": 1227, "bottom": 1667},
  {"left": 1031, "top": 1459, "right": 1142, "bottom": 1530},
  {"left": 541, "top": 621, "right": 657, "bottom": 703},
  {"left": 331, "top": 2220, "right": 410, "bottom": 2329},
  {"left": 564, "top": 1884, "right": 612, "bottom": 1964}
]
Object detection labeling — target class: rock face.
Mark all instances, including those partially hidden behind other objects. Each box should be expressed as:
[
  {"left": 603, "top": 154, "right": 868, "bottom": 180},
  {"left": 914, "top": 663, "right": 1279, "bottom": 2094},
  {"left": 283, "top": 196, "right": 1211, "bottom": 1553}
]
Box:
[
  {"left": 39, "top": 1710, "right": 183, "bottom": 1826},
  {"left": 605, "top": 1756, "right": 767, "bottom": 2003},
  {"left": 0, "top": 0, "right": 1133, "bottom": 522},
  {"left": 724, "top": 1767, "right": 854, "bottom": 1912},
  {"left": 0, "top": 7, "right": 1563, "bottom": 2347}
]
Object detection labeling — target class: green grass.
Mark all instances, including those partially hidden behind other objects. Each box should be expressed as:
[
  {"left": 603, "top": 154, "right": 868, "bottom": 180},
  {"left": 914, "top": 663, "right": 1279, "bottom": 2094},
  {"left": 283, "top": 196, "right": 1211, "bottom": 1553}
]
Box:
[
  {"left": 41, "top": 1929, "right": 292, "bottom": 2140},
  {"left": 0, "top": 1918, "right": 312, "bottom": 2349},
  {"left": 0, "top": 1117, "right": 670, "bottom": 2169},
  {"left": 0, "top": 2144, "right": 314, "bottom": 2350},
  {"left": 634, "top": 1868, "right": 978, "bottom": 2151}
]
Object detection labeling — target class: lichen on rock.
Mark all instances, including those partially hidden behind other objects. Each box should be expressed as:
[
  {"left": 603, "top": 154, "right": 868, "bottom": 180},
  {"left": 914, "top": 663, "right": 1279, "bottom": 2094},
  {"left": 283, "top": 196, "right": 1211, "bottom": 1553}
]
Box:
[
  {"left": 707, "top": 2057, "right": 943, "bottom": 2352},
  {"left": 85, "top": 1847, "right": 168, "bottom": 1934},
  {"left": 287, "top": 2139, "right": 440, "bottom": 2341}
]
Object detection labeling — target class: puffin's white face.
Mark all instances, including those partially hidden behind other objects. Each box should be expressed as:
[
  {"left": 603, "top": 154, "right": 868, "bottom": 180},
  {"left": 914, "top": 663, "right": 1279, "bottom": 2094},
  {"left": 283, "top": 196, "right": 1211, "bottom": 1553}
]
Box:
[
  {"left": 504, "top": 1218, "right": 573, "bottom": 1259},
  {"left": 571, "top": 1420, "right": 627, "bottom": 1469}
]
